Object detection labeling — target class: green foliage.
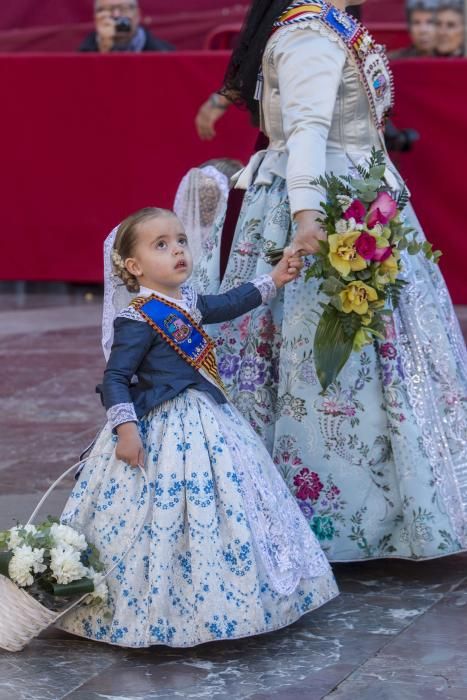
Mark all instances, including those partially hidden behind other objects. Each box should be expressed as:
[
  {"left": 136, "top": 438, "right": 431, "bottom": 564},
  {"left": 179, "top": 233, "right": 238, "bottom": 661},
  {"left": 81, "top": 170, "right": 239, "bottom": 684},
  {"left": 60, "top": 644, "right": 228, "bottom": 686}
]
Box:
[
  {"left": 314, "top": 305, "right": 355, "bottom": 392},
  {"left": 385, "top": 279, "right": 408, "bottom": 309},
  {"left": 397, "top": 186, "right": 410, "bottom": 210}
]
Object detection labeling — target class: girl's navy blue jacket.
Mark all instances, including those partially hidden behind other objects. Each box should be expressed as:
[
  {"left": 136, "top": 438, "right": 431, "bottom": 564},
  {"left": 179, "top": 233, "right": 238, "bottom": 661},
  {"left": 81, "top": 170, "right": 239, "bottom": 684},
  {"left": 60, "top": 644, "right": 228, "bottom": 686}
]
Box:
[{"left": 101, "top": 279, "right": 274, "bottom": 429}]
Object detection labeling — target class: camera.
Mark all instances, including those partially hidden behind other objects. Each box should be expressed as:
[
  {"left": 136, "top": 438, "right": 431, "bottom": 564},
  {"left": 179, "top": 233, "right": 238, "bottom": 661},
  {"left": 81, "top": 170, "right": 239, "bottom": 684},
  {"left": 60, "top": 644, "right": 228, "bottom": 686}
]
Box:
[{"left": 114, "top": 17, "right": 132, "bottom": 33}]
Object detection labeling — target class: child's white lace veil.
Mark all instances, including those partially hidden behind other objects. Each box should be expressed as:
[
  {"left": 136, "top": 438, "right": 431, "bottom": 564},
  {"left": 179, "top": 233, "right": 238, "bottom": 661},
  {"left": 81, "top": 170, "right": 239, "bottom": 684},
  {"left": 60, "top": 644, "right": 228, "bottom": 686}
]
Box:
[{"left": 101, "top": 224, "right": 137, "bottom": 361}]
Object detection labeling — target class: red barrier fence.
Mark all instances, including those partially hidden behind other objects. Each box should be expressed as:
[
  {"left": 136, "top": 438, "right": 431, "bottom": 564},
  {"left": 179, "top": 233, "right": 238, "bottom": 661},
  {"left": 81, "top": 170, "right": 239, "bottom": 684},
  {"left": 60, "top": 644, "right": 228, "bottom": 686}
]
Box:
[{"left": 0, "top": 53, "right": 465, "bottom": 303}]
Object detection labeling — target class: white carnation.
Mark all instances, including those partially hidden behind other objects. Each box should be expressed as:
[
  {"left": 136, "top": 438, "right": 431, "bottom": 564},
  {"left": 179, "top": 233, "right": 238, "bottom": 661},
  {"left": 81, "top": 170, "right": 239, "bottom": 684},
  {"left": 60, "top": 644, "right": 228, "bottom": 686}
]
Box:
[
  {"left": 8, "top": 524, "right": 38, "bottom": 549},
  {"left": 50, "top": 523, "right": 87, "bottom": 552},
  {"left": 335, "top": 219, "right": 348, "bottom": 234},
  {"left": 86, "top": 580, "right": 109, "bottom": 605},
  {"left": 8, "top": 544, "right": 45, "bottom": 587},
  {"left": 346, "top": 216, "right": 357, "bottom": 230},
  {"left": 23, "top": 524, "right": 37, "bottom": 535},
  {"left": 8, "top": 527, "right": 23, "bottom": 549},
  {"left": 50, "top": 544, "right": 87, "bottom": 585},
  {"left": 337, "top": 195, "right": 353, "bottom": 208}
]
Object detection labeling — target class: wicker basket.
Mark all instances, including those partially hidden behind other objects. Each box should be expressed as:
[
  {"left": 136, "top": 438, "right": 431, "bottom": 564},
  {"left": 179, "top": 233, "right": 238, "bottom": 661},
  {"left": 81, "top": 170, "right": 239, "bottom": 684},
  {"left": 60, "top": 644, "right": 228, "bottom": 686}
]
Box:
[{"left": 0, "top": 457, "right": 148, "bottom": 652}]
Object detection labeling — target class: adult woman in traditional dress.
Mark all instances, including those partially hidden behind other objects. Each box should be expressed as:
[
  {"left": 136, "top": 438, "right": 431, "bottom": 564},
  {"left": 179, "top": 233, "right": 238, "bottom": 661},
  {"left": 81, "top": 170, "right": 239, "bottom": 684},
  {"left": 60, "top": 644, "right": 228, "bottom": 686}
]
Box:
[{"left": 196, "top": 0, "right": 467, "bottom": 561}]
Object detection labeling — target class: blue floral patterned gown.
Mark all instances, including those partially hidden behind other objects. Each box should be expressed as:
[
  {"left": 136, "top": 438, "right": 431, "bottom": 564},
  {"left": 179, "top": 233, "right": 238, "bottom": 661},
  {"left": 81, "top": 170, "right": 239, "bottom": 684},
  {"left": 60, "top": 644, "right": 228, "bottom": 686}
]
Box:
[
  {"left": 193, "top": 9, "right": 467, "bottom": 561},
  {"left": 56, "top": 286, "right": 338, "bottom": 648}
]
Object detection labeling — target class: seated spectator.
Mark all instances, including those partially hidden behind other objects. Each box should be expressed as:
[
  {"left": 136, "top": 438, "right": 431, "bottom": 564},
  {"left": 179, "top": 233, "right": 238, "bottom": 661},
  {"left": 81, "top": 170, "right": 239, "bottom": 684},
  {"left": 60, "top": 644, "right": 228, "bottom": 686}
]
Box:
[
  {"left": 79, "top": 1, "right": 174, "bottom": 53},
  {"left": 390, "top": 2, "right": 436, "bottom": 59},
  {"left": 435, "top": 2, "right": 465, "bottom": 56}
]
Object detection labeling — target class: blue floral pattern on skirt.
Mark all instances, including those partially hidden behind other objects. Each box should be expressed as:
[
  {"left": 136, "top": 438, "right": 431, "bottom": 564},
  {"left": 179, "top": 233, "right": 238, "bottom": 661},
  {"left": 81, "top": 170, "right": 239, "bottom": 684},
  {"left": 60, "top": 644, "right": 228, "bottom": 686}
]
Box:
[{"left": 57, "top": 390, "right": 338, "bottom": 647}]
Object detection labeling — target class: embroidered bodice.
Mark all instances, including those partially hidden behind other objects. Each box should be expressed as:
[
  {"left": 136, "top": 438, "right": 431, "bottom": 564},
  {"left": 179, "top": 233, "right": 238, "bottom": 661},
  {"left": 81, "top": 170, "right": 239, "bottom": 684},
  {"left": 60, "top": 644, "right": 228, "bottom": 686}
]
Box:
[{"left": 235, "top": 1, "right": 402, "bottom": 214}]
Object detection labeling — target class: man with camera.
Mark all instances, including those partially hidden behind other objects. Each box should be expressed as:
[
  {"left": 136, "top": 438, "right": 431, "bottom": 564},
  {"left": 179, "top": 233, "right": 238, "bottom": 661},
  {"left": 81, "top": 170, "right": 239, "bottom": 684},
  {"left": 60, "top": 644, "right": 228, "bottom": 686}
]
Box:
[{"left": 79, "top": 1, "right": 174, "bottom": 53}]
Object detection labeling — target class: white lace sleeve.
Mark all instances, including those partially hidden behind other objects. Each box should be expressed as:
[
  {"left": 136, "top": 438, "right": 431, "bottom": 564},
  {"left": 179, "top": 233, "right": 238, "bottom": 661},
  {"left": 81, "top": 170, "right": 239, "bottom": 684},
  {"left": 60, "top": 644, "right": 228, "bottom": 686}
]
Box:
[
  {"left": 107, "top": 402, "right": 137, "bottom": 430},
  {"left": 117, "top": 307, "right": 146, "bottom": 322},
  {"left": 252, "top": 274, "right": 277, "bottom": 304}
]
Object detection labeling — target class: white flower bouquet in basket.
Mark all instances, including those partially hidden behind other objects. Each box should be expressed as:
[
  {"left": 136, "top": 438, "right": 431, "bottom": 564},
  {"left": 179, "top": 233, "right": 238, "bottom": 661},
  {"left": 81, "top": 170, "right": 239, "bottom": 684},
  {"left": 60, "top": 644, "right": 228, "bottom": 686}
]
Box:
[
  {"left": 0, "top": 516, "right": 109, "bottom": 652},
  {"left": 0, "top": 458, "right": 147, "bottom": 652}
]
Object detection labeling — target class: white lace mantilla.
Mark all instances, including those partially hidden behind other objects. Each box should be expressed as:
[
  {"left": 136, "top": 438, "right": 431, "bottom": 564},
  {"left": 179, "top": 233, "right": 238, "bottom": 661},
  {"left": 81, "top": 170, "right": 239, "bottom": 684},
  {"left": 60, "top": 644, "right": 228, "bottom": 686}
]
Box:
[
  {"left": 107, "top": 402, "right": 137, "bottom": 430},
  {"left": 252, "top": 274, "right": 277, "bottom": 304},
  {"left": 219, "top": 400, "right": 331, "bottom": 592}
]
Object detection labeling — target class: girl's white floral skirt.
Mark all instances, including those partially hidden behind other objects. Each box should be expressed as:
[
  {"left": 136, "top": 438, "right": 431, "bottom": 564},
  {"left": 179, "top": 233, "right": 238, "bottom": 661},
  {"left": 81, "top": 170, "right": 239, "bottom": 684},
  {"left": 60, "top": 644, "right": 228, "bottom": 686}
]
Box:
[{"left": 57, "top": 389, "right": 338, "bottom": 648}]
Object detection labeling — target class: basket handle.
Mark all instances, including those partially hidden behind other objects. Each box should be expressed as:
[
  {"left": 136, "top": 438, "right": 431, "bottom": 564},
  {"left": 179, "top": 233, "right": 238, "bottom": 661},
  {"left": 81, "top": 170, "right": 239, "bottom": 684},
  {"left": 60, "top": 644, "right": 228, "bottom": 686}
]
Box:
[{"left": 24, "top": 454, "right": 150, "bottom": 618}]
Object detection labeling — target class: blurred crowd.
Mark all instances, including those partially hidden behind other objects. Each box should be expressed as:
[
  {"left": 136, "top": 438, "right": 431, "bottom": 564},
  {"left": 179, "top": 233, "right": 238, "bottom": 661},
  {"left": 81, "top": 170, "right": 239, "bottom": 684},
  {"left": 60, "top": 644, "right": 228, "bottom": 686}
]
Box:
[{"left": 391, "top": 1, "right": 465, "bottom": 58}]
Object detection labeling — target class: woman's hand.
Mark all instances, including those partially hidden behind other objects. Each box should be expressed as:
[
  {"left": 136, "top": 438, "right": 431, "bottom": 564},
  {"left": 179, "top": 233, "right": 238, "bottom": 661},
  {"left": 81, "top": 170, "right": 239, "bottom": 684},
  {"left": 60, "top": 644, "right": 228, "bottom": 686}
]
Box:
[
  {"left": 195, "top": 94, "right": 229, "bottom": 141},
  {"left": 290, "top": 210, "right": 326, "bottom": 256},
  {"left": 270, "top": 247, "right": 304, "bottom": 288},
  {"left": 116, "top": 422, "right": 145, "bottom": 468}
]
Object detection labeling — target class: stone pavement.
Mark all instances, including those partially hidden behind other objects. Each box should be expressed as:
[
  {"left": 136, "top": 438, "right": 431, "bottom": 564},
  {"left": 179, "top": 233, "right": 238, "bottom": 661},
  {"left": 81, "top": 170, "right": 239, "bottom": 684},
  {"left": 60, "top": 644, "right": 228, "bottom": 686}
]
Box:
[{"left": 1, "top": 289, "right": 466, "bottom": 700}]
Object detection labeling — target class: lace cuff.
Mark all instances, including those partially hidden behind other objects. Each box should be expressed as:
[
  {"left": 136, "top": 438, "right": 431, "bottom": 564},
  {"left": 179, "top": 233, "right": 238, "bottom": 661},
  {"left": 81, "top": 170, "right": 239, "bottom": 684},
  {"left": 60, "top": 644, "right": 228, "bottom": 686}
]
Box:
[
  {"left": 252, "top": 274, "right": 277, "bottom": 304},
  {"left": 107, "top": 402, "right": 137, "bottom": 430}
]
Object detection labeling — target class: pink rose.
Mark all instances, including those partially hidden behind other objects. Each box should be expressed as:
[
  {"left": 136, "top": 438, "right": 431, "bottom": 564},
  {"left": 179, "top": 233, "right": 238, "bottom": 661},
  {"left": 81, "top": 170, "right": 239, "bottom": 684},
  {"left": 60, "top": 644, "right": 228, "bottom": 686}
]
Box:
[
  {"left": 372, "top": 245, "right": 393, "bottom": 262},
  {"left": 343, "top": 199, "right": 366, "bottom": 223},
  {"left": 355, "top": 232, "right": 377, "bottom": 260},
  {"left": 367, "top": 192, "right": 398, "bottom": 228}
]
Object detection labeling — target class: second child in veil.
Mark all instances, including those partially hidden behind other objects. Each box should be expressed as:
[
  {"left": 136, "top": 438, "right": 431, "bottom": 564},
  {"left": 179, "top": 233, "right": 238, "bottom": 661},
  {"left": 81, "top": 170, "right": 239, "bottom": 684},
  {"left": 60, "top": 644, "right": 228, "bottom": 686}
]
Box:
[{"left": 55, "top": 206, "right": 338, "bottom": 648}]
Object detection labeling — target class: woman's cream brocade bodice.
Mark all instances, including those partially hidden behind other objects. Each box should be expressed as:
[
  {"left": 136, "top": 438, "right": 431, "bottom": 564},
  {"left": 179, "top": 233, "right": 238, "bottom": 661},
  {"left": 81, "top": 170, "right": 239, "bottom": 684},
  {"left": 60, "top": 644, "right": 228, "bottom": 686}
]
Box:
[{"left": 236, "top": 21, "right": 400, "bottom": 215}]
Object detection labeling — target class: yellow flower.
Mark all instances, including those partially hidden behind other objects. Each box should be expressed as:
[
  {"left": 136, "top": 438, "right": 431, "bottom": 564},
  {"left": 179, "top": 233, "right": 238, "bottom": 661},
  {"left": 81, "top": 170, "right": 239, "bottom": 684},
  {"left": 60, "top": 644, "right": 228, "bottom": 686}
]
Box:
[
  {"left": 353, "top": 328, "right": 372, "bottom": 352},
  {"left": 328, "top": 232, "right": 367, "bottom": 277},
  {"left": 377, "top": 254, "right": 398, "bottom": 284},
  {"left": 339, "top": 281, "right": 378, "bottom": 315}
]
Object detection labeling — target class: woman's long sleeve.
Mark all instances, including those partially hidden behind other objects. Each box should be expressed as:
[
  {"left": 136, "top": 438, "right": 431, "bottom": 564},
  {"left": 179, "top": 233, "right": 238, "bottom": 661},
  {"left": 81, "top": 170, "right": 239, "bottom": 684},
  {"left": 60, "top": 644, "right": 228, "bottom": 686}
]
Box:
[{"left": 274, "top": 27, "right": 346, "bottom": 215}]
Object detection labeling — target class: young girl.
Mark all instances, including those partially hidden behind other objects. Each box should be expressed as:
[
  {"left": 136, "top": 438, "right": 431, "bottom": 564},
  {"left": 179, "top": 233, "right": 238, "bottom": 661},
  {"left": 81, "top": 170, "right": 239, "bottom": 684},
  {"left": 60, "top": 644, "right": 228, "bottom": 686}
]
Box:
[{"left": 56, "top": 207, "right": 338, "bottom": 648}]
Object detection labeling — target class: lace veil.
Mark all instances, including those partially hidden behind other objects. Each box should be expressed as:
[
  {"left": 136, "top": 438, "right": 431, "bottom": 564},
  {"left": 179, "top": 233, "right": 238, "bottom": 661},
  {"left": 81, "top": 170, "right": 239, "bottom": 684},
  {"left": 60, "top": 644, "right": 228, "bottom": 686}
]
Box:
[
  {"left": 173, "top": 165, "right": 230, "bottom": 267},
  {"left": 101, "top": 225, "right": 137, "bottom": 361}
]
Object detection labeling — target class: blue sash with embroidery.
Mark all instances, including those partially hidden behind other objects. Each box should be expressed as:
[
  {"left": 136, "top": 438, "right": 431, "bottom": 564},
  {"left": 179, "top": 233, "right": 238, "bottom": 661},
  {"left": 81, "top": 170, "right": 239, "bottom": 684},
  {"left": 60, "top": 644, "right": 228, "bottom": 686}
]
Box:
[
  {"left": 268, "top": 0, "right": 394, "bottom": 131},
  {"left": 131, "top": 293, "right": 225, "bottom": 391}
]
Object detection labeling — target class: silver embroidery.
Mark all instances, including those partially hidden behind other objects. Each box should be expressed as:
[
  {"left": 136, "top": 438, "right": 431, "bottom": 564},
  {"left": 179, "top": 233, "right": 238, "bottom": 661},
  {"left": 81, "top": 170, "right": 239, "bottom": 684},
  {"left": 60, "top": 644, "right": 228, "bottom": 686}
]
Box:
[
  {"left": 107, "top": 402, "right": 137, "bottom": 430},
  {"left": 252, "top": 274, "right": 278, "bottom": 304},
  {"left": 392, "top": 239, "right": 467, "bottom": 547}
]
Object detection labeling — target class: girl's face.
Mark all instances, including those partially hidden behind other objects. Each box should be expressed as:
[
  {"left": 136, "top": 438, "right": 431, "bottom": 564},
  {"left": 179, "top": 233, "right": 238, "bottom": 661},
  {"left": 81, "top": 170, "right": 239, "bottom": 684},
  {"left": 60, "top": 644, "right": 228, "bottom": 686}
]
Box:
[{"left": 125, "top": 215, "right": 193, "bottom": 297}]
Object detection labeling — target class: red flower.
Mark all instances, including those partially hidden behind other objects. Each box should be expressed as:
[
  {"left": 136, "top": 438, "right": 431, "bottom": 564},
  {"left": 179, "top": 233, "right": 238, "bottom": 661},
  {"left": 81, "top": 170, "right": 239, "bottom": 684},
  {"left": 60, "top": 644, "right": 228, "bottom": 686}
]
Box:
[
  {"left": 257, "top": 342, "right": 272, "bottom": 359},
  {"left": 355, "top": 232, "right": 377, "bottom": 260},
  {"left": 343, "top": 199, "right": 366, "bottom": 223},
  {"left": 293, "top": 468, "right": 324, "bottom": 501},
  {"left": 379, "top": 342, "right": 397, "bottom": 360}
]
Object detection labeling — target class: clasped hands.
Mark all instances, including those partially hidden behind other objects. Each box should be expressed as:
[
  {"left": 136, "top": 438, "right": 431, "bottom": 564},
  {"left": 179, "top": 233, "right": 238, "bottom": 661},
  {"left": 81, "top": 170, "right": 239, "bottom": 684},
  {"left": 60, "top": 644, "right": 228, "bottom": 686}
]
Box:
[{"left": 290, "top": 209, "right": 326, "bottom": 257}]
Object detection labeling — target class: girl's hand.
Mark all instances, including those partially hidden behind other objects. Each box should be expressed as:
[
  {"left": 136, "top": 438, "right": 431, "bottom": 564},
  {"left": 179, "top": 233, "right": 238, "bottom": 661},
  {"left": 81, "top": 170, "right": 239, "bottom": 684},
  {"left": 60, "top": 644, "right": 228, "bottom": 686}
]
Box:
[
  {"left": 115, "top": 422, "right": 145, "bottom": 468},
  {"left": 270, "top": 247, "right": 304, "bottom": 288},
  {"left": 290, "top": 210, "right": 326, "bottom": 256}
]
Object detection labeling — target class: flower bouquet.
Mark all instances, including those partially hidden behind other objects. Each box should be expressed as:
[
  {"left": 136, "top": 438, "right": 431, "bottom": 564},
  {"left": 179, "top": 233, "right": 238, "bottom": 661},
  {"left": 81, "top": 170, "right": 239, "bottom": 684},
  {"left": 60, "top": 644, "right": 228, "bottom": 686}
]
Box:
[
  {"left": 267, "top": 148, "right": 441, "bottom": 392},
  {"left": 0, "top": 518, "right": 108, "bottom": 605},
  {"left": 0, "top": 517, "right": 108, "bottom": 652}
]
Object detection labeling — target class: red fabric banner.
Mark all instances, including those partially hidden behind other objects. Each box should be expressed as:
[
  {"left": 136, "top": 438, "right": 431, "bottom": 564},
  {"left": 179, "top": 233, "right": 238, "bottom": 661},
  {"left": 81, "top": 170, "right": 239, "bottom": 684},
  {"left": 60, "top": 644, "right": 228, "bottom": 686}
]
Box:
[
  {"left": 390, "top": 59, "right": 466, "bottom": 304},
  {"left": 0, "top": 53, "right": 465, "bottom": 303}
]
